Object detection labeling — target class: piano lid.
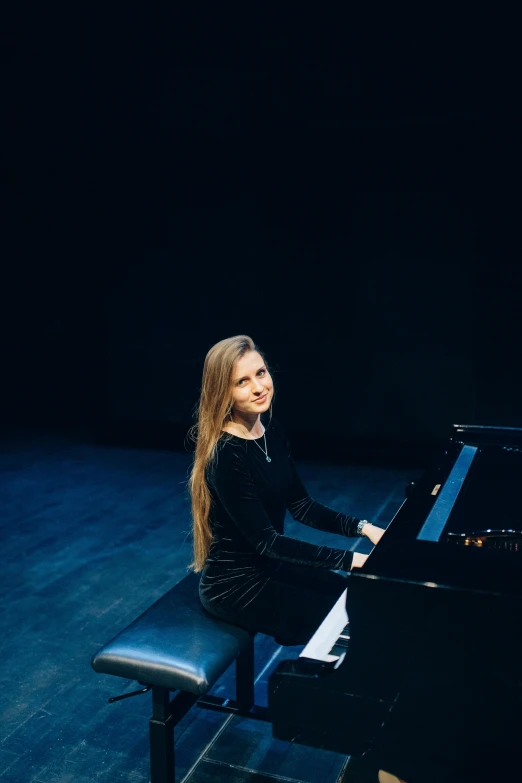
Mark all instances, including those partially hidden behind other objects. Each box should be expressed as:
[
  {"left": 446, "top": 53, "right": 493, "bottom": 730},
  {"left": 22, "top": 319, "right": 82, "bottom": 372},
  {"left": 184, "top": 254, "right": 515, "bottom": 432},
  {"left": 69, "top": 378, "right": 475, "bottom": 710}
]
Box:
[
  {"left": 418, "top": 440, "right": 522, "bottom": 544},
  {"left": 351, "top": 424, "right": 522, "bottom": 597}
]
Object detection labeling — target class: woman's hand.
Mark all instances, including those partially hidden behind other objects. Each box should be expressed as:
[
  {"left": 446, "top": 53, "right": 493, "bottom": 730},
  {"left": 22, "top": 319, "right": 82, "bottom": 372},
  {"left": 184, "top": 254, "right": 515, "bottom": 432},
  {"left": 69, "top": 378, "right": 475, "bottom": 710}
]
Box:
[
  {"left": 362, "top": 523, "right": 385, "bottom": 546},
  {"left": 351, "top": 552, "right": 369, "bottom": 569}
]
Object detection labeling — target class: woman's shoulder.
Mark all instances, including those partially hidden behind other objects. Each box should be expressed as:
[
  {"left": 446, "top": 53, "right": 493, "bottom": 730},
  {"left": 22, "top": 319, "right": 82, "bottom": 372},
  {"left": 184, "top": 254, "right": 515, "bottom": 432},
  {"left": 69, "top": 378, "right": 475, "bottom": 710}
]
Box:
[
  {"left": 210, "top": 433, "right": 247, "bottom": 470},
  {"left": 205, "top": 438, "right": 250, "bottom": 489}
]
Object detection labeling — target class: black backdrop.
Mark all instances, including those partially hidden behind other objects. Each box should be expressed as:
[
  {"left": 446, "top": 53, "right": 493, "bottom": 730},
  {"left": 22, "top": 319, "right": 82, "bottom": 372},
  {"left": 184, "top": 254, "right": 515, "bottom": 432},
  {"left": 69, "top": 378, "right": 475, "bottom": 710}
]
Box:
[{"left": 3, "top": 7, "right": 521, "bottom": 463}]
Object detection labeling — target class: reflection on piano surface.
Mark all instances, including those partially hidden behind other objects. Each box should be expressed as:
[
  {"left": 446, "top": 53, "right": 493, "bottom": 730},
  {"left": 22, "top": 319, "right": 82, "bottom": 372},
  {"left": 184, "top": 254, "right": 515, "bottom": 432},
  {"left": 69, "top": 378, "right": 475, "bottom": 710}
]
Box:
[
  {"left": 447, "top": 528, "right": 522, "bottom": 550},
  {"left": 268, "top": 424, "right": 522, "bottom": 781}
]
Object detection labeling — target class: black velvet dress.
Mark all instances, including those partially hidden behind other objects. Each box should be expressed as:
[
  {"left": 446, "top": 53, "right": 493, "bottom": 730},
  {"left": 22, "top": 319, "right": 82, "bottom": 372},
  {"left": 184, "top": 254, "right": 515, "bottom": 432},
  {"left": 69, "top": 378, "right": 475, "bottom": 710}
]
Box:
[{"left": 199, "top": 415, "right": 361, "bottom": 645}]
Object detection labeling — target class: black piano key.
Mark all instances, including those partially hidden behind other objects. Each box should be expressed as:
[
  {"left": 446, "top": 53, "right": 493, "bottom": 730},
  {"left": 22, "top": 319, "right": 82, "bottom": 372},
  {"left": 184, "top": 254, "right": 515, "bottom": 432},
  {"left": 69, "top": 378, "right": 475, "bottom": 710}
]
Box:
[
  {"left": 329, "top": 643, "right": 348, "bottom": 657},
  {"left": 328, "top": 623, "right": 351, "bottom": 657},
  {"left": 338, "top": 623, "right": 350, "bottom": 642}
]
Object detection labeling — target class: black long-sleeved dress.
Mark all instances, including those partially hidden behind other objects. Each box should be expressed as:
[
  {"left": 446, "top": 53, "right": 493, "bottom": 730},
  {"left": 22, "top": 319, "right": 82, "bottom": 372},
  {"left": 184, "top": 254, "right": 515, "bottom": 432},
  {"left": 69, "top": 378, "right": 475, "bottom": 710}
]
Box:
[{"left": 199, "top": 415, "right": 361, "bottom": 645}]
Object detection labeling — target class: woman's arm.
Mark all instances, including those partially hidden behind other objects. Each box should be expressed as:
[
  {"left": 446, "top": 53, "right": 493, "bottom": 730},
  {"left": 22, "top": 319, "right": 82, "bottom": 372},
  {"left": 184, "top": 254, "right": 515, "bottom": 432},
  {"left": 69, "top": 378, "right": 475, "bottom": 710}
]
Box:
[
  {"left": 210, "top": 446, "right": 355, "bottom": 571},
  {"left": 269, "top": 418, "right": 359, "bottom": 537},
  {"left": 286, "top": 454, "right": 362, "bottom": 537},
  {"left": 277, "top": 418, "right": 384, "bottom": 544},
  {"left": 358, "top": 522, "right": 385, "bottom": 545}
]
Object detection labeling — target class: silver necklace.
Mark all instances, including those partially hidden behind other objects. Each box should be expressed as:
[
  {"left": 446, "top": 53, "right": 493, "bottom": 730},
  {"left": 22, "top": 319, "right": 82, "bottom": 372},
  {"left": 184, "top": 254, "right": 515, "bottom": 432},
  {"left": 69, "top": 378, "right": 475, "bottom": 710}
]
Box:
[{"left": 252, "top": 431, "right": 271, "bottom": 462}]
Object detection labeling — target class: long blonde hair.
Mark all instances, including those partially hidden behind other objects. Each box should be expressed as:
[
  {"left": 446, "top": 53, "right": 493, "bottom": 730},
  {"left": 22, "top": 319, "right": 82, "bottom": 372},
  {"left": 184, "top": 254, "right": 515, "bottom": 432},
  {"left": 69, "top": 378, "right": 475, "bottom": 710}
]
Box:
[{"left": 187, "top": 335, "right": 274, "bottom": 572}]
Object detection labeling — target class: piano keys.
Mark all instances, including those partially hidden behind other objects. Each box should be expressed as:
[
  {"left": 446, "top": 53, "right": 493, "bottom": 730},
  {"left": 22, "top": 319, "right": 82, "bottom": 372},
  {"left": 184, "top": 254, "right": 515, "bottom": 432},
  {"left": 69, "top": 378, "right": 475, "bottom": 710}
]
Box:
[
  {"left": 299, "top": 587, "right": 349, "bottom": 664},
  {"left": 268, "top": 424, "right": 522, "bottom": 772}
]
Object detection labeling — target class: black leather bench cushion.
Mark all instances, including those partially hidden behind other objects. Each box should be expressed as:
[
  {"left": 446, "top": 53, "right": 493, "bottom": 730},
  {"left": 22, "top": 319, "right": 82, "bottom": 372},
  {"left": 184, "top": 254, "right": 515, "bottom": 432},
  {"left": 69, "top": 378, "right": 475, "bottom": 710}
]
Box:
[{"left": 91, "top": 572, "right": 254, "bottom": 696}]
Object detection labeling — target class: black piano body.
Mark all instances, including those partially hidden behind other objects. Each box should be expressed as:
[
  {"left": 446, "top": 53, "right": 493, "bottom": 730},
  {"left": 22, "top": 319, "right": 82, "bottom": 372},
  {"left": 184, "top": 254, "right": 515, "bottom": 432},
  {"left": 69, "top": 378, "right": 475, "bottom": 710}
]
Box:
[{"left": 268, "top": 424, "right": 522, "bottom": 776}]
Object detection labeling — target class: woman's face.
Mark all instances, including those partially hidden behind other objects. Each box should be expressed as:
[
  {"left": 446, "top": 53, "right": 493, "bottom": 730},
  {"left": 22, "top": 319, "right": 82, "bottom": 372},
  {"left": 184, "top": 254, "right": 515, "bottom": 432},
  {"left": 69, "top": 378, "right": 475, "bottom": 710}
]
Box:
[{"left": 230, "top": 351, "right": 273, "bottom": 415}]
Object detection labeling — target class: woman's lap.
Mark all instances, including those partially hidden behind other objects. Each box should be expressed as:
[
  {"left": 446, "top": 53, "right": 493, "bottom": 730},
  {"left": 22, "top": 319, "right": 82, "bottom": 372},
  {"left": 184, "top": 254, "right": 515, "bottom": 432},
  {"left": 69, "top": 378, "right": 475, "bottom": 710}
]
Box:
[{"left": 201, "top": 562, "right": 348, "bottom": 645}]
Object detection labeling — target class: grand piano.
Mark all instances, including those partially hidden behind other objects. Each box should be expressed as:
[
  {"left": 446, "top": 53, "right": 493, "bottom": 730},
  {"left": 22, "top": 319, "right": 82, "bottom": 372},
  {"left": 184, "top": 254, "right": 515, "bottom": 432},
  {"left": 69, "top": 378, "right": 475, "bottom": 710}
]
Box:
[{"left": 268, "top": 424, "right": 522, "bottom": 779}]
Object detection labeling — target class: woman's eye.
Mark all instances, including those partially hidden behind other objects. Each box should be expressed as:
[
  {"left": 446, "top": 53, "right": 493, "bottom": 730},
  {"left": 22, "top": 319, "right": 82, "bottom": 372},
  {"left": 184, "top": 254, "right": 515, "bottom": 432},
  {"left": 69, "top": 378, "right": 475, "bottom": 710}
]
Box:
[{"left": 238, "top": 369, "right": 266, "bottom": 386}]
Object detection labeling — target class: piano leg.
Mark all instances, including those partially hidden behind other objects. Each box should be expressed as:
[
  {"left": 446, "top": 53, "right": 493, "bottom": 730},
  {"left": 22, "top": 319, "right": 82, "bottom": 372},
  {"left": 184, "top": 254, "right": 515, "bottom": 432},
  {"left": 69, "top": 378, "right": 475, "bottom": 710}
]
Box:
[{"left": 366, "top": 665, "right": 522, "bottom": 783}]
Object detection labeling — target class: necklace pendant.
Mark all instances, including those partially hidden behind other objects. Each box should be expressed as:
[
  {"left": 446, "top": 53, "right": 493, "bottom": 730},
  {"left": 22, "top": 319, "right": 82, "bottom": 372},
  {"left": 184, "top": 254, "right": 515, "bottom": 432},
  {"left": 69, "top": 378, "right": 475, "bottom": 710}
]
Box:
[{"left": 266, "top": 456, "right": 271, "bottom": 462}]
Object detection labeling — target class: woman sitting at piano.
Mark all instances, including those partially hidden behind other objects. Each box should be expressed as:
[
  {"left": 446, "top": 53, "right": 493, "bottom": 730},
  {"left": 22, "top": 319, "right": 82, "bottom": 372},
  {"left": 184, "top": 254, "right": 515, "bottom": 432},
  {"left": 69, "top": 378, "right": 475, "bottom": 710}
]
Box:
[{"left": 188, "top": 335, "right": 385, "bottom": 645}]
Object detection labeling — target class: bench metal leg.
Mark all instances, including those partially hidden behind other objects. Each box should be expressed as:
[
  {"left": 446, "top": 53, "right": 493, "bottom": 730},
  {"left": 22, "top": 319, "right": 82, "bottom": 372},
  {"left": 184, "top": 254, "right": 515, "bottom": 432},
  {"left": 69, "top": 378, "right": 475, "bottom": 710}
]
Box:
[
  {"left": 147, "top": 641, "right": 261, "bottom": 781},
  {"left": 235, "top": 638, "right": 255, "bottom": 711},
  {"left": 150, "top": 687, "right": 175, "bottom": 783},
  {"left": 198, "top": 637, "right": 269, "bottom": 721},
  {"left": 149, "top": 687, "right": 199, "bottom": 783}
]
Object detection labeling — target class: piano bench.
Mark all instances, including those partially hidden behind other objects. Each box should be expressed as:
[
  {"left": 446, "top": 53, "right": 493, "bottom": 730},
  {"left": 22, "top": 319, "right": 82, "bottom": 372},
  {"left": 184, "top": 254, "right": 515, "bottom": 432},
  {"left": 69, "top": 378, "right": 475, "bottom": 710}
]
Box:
[{"left": 91, "top": 571, "right": 270, "bottom": 783}]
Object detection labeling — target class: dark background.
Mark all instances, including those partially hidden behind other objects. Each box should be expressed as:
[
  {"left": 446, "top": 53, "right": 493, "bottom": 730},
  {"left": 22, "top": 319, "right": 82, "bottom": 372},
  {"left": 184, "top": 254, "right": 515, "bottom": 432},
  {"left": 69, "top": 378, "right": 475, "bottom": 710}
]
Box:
[{"left": 3, "top": 7, "right": 521, "bottom": 464}]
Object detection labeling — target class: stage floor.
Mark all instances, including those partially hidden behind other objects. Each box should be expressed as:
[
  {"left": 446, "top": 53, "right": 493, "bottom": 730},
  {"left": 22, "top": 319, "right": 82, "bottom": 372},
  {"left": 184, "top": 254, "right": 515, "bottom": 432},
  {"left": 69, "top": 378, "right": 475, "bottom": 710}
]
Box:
[{"left": 0, "top": 431, "right": 414, "bottom": 783}]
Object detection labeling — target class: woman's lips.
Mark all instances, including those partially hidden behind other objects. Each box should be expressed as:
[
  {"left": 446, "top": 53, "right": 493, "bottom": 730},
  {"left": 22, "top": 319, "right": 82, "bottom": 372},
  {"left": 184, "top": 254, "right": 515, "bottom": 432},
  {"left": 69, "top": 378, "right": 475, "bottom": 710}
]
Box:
[{"left": 254, "top": 393, "right": 268, "bottom": 403}]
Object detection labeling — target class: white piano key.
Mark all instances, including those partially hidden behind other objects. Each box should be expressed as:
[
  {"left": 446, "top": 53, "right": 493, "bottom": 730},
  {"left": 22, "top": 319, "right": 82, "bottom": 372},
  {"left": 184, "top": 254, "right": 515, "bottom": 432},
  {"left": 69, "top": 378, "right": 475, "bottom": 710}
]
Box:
[{"left": 299, "top": 588, "right": 348, "bottom": 662}]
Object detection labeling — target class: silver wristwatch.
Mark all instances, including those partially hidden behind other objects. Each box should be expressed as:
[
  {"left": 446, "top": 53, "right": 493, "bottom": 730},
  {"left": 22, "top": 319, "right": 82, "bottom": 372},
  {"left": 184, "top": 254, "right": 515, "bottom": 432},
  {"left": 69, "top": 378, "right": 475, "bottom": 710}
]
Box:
[{"left": 356, "top": 519, "right": 368, "bottom": 537}]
